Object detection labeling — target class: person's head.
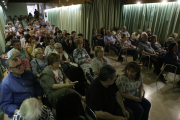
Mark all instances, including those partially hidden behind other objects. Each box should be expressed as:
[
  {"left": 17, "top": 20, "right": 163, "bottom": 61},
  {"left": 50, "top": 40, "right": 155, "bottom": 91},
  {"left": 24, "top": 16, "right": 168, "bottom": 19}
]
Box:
[
  {"left": 107, "top": 30, "right": 111, "bottom": 35},
  {"left": 57, "top": 30, "right": 62, "bottom": 38},
  {"left": 19, "top": 26, "right": 23, "bottom": 32},
  {"left": 49, "top": 38, "right": 55, "bottom": 46},
  {"left": 28, "top": 24, "right": 32, "bottom": 28},
  {"left": 40, "top": 25, "right": 44, "bottom": 29},
  {"left": 93, "top": 29, "right": 97, "bottom": 34},
  {"left": 99, "top": 65, "right": 117, "bottom": 85},
  {"left": 35, "top": 9, "right": 37, "bottom": 11},
  {"left": 65, "top": 33, "right": 71, "bottom": 40},
  {"left": 75, "top": 39, "right": 83, "bottom": 48},
  {"left": 78, "top": 33, "right": 83, "bottom": 40},
  {"left": 116, "top": 27, "right": 121, "bottom": 34},
  {"left": 10, "top": 49, "right": 21, "bottom": 59},
  {"left": 5, "top": 35, "right": 13, "bottom": 43},
  {"left": 24, "top": 18, "right": 27, "bottom": 22},
  {"left": 141, "top": 32, "right": 148, "bottom": 42},
  {"left": 33, "top": 26, "right": 37, "bottom": 31},
  {"left": 146, "top": 29, "right": 151, "bottom": 35},
  {"left": 121, "top": 34, "right": 127, "bottom": 41},
  {"left": 51, "top": 25, "right": 55, "bottom": 29},
  {"left": 54, "top": 43, "right": 63, "bottom": 53},
  {"left": 55, "top": 27, "right": 59, "bottom": 32},
  {"left": 5, "top": 56, "right": 24, "bottom": 75},
  {"left": 169, "top": 42, "right": 178, "bottom": 52},
  {"left": 101, "top": 27, "right": 106, "bottom": 33},
  {"left": 63, "top": 30, "right": 67, "bottom": 35},
  {"left": 36, "top": 31, "right": 41, "bottom": 37},
  {"left": 16, "top": 20, "right": 20, "bottom": 24},
  {"left": 170, "top": 33, "right": 178, "bottom": 39},
  {"left": 11, "top": 39, "right": 21, "bottom": 51},
  {"left": 136, "top": 29, "right": 142, "bottom": 34},
  {"left": 41, "top": 18, "right": 44, "bottom": 22},
  {"left": 123, "top": 62, "right": 141, "bottom": 80},
  {"left": 28, "top": 37, "right": 37, "bottom": 46},
  {"left": 20, "top": 98, "right": 42, "bottom": 120},
  {"left": 151, "top": 35, "right": 157, "bottom": 43},
  {"left": 71, "top": 31, "right": 76, "bottom": 38},
  {"left": 94, "top": 46, "right": 104, "bottom": 58},
  {"left": 123, "top": 26, "right": 126, "bottom": 32},
  {"left": 32, "top": 48, "right": 43, "bottom": 59},
  {"left": 47, "top": 53, "right": 60, "bottom": 69}
]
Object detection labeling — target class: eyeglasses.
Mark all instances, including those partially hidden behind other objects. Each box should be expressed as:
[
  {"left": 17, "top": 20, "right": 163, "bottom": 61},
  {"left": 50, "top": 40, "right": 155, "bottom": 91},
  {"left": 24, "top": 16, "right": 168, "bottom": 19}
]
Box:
[{"left": 10, "top": 63, "right": 24, "bottom": 69}]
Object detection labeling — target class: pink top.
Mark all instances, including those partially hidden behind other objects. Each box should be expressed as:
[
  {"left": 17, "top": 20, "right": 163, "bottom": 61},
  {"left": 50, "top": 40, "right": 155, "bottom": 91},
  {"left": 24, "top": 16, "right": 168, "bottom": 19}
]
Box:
[{"left": 21, "top": 58, "right": 30, "bottom": 69}]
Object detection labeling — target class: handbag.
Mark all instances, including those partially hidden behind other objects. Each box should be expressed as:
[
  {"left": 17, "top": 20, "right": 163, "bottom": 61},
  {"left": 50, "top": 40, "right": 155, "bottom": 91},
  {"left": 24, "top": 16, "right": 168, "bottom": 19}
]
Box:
[{"left": 35, "top": 59, "right": 43, "bottom": 74}]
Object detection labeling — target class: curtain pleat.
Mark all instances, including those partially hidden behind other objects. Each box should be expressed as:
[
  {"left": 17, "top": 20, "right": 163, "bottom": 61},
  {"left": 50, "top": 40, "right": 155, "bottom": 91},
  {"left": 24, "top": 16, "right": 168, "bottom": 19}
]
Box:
[{"left": 0, "top": 6, "right": 5, "bottom": 54}]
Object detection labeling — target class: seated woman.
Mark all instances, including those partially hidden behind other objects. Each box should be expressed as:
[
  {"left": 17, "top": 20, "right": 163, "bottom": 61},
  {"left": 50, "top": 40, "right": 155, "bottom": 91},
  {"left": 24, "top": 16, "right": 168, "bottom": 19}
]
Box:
[
  {"left": 116, "top": 62, "right": 151, "bottom": 120},
  {"left": 165, "top": 33, "right": 178, "bottom": 48},
  {"left": 40, "top": 53, "right": 84, "bottom": 108},
  {"left": 53, "top": 43, "right": 71, "bottom": 74},
  {"left": 121, "top": 34, "right": 138, "bottom": 61},
  {"left": 44, "top": 37, "right": 56, "bottom": 56},
  {"left": 27, "top": 37, "right": 38, "bottom": 59},
  {"left": 151, "top": 35, "right": 166, "bottom": 56},
  {"left": 13, "top": 98, "right": 55, "bottom": 120},
  {"left": 91, "top": 46, "right": 110, "bottom": 76},
  {"left": 73, "top": 39, "right": 94, "bottom": 82},
  {"left": 30, "top": 48, "right": 48, "bottom": 78},
  {"left": 113, "top": 27, "right": 122, "bottom": 46},
  {"left": 165, "top": 42, "right": 180, "bottom": 85}
]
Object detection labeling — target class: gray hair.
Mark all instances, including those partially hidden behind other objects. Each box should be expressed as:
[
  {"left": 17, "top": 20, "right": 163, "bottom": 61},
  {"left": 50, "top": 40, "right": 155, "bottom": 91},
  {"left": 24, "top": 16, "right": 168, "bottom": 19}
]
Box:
[
  {"left": 32, "top": 48, "right": 43, "bottom": 57},
  {"left": 54, "top": 43, "right": 62, "bottom": 49},
  {"left": 141, "top": 32, "right": 148, "bottom": 39},
  {"left": 20, "top": 98, "right": 42, "bottom": 120},
  {"left": 5, "top": 56, "right": 19, "bottom": 69},
  {"left": 8, "top": 49, "right": 20, "bottom": 59}
]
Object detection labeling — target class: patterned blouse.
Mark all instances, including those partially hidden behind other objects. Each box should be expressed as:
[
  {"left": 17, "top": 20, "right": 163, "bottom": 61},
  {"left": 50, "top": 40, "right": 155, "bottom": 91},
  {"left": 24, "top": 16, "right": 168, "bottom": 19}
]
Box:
[
  {"left": 115, "top": 72, "right": 143, "bottom": 97},
  {"left": 12, "top": 105, "right": 55, "bottom": 120}
]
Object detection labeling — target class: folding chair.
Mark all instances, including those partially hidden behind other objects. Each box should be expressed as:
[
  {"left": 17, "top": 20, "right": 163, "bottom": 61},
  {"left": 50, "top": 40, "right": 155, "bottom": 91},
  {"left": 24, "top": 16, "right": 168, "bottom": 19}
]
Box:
[{"left": 139, "top": 54, "right": 151, "bottom": 76}]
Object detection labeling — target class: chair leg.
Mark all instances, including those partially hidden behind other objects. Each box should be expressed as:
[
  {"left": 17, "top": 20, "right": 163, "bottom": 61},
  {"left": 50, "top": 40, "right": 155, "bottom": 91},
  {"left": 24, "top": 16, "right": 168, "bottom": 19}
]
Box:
[
  {"left": 173, "top": 73, "right": 177, "bottom": 88},
  {"left": 156, "top": 69, "right": 164, "bottom": 87}
]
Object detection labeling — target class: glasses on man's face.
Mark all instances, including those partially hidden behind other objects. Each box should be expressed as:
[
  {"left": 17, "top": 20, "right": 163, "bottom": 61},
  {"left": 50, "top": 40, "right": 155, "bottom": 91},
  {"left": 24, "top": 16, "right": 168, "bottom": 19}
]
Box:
[
  {"left": 10, "top": 63, "right": 24, "bottom": 69},
  {"left": 56, "top": 47, "right": 63, "bottom": 50}
]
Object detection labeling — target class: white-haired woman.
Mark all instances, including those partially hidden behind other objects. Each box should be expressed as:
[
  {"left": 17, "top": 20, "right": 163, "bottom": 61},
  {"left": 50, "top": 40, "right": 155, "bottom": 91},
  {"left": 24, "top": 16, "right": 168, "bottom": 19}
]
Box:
[
  {"left": 91, "top": 46, "right": 111, "bottom": 76},
  {"left": 30, "top": 48, "right": 48, "bottom": 78},
  {"left": 12, "top": 98, "right": 55, "bottom": 120}
]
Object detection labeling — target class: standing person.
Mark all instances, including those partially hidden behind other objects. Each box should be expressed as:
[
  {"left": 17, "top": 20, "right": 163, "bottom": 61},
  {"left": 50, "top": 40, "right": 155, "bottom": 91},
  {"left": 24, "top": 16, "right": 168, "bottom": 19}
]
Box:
[
  {"left": 116, "top": 62, "right": 151, "bottom": 120},
  {"left": 86, "top": 65, "right": 134, "bottom": 120},
  {"left": 34, "top": 9, "right": 39, "bottom": 19}
]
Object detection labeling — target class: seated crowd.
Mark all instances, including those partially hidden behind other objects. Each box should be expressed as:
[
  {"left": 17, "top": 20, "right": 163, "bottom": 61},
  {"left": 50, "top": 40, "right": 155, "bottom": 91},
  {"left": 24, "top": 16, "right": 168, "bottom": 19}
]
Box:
[{"left": 0, "top": 15, "right": 180, "bottom": 120}]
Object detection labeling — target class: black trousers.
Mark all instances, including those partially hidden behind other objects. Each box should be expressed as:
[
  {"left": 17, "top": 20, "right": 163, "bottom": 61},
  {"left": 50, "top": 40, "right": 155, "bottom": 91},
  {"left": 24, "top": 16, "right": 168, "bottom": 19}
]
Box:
[{"left": 143, "top": 56, "right": 164, "bottom": 75}]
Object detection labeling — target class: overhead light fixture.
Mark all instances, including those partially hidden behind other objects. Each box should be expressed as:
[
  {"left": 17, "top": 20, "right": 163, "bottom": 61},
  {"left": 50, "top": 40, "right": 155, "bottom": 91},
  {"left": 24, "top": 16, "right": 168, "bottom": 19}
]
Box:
[
  {"left": 137, "top": 1, "right": 141, "bottom": 4},
  {"left": 2, "top": 1, "right": 5, "bottom": 3},
  {"left": 5, "top": 5, "right": 7, "bottom": 9},
  {"left": 178, "top": 0, "right": 180, "bottom": 4},
  {"left": 162, "top": 0, "right": 167, "bottom": 4}
]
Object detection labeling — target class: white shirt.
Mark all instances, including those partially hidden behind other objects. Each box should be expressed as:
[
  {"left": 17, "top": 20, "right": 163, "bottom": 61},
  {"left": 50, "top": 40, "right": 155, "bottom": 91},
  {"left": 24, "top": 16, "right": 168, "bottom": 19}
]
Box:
[
  {"left": 44, "top": 45, "right": 56, "bottom": 56},
  {"left": 131, "top": 32, "right": 140, "bottom": 40},
  {"left": 9, "top": 27, "right": 16, "bottom": 32}
]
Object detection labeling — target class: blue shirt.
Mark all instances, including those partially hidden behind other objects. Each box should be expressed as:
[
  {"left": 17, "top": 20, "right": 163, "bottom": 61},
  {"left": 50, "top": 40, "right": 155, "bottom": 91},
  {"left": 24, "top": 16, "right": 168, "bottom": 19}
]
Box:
[
  {"left": 73, "top": 48, "right": 90, "bottom": 65},
  {"left": 8, "top": 48, "right": 26, "bottom": 59},
  {"left": 0, "top": 70, "right": 42, "bottom": 117},
  {"left": 104, "top": 35, "right": 116, "bottom": 44}
]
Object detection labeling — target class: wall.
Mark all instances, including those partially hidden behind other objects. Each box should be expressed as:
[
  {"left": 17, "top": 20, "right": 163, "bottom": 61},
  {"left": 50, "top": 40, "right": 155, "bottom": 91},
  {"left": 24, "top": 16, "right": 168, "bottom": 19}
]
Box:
[{"left": 5, "top": 3, "right": 28, "bottom": 17}]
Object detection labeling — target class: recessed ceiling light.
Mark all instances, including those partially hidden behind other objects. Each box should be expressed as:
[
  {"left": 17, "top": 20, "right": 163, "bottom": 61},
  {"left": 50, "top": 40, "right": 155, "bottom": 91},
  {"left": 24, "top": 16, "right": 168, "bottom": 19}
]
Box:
[
  {"left": 2, "top": 1, "right": 5, "bottom": 3},
  {"left": 162, "top": 0, "right": 167, "bottom": 4},
  {"left": 137, "top": 1, "right": 141, "bottom": 4}
]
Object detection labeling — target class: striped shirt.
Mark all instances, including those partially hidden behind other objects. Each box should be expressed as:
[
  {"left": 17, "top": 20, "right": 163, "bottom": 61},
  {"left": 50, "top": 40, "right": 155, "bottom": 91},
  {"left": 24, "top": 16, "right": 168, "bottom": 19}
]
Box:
[{"left": 12, "top": 105, "right": 55, "bottom": 120}]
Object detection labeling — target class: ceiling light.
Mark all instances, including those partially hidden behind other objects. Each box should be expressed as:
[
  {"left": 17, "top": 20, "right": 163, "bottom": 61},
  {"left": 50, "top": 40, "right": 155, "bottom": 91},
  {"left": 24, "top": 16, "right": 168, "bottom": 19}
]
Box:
[
  {"left": 162, "top": 0, "right": 167, "bottom": 4},
  {"left": 178, "top": 0, "right": 180, "bottom": 4},
  {"left": 2, "top": 1, "right": 5, "bottom": 3},
  {"left": 137, "top": 1, "right": 141, "bottom": 4}
]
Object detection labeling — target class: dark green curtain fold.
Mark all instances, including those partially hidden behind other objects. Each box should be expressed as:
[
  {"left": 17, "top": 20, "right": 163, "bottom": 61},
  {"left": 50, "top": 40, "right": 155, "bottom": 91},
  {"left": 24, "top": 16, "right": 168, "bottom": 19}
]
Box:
[
  {"left": 123, "top": 2, "right": 180, "bottom": 44},
  {"left": 46, "top": 0, "right": 124, "bottom": 45}
]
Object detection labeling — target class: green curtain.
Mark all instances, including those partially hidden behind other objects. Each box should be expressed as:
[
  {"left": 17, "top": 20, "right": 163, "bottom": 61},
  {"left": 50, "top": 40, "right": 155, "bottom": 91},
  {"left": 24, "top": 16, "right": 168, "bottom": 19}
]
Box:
[
  {"left": 0, "top": 5, "right": 5, "bottom": 54},
  {"left": 45, "top": 0, "right": 124, "bottom": 45},
  {"left": 123, "top": 2, "right": 180, "bottom": 44}
]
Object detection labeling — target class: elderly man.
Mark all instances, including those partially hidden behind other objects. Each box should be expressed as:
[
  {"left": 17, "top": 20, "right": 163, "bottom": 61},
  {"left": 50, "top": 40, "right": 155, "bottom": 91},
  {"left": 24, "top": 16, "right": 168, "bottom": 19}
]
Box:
[
  {"left": 9, "top": 49, "right": 31, "bottom": 71},
  {"left": 120, "top": 26, "right": 130, "bottom": 38},
  {"left": 35, "top": 31, "right": 44, "bottom": 46},
  {"left": 104, "top": 30, "right": 123, "bottom": 61},
  {"left": 45, "top": 21, "right": 52, "bottom": 31},
  {"left": 8, "top": 40, "right": 30, "bottom": 60},
  {"left": 86, "top": 65, "right": 134, "bottom": 120},
  {"left": 0, "top": 57, "right": 43, "bottom": 118},
  {"left": 138, "top": 33, "right": 167, "bottom": 82},
  {"left": 146, "top": 29, "right": 152, "bottom": 42}
]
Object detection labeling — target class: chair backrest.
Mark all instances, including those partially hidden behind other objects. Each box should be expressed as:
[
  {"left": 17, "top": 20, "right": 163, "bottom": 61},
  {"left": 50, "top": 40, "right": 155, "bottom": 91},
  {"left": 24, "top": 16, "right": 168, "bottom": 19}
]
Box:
[{"left": 56, "top": 93, "right": 86, "bottom": 120}]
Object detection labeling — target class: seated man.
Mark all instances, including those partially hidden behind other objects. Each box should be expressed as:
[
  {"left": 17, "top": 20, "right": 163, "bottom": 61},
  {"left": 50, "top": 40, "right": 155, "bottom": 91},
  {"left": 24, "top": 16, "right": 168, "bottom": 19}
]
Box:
[
  {"left": 146, "top": 29, "right": 152, "bottom": 42},
  {"left": 131, "top": 29, "right": 141, "bottom": 44},
  {"left": 5, "top": 35, "right": 14, "bottom": 53},
  {"left": 8, "top": 40, "right": 30, "bottom": 60},
  {"left": 120, "top": 26, "right": 130, "bottom": 38},
  {"left": 9, "top": 49, "right": 31, "bottom": 71},
  {"left": 138, "top": 33, "right": 167, "bottom": 82},
  {"left": 104, "top": 30, "right": 123, "bottom": 61},
  {"left": 35, "top": 31, "right": 44, "bottom": 47},
  {"left": 86, "top": 65, "right": 133, "bottom": 120},
  {"left": 55, "top": 30, "right": 64, "bottom": 43},
  {"left": 92, "top": 29, "right": 104, "bottom": 47},
  {"left": 0, "top": 57, "right": 42, "bottom": 118},
  {"left": 78, "top": 33, "right": 94, "bottom": 58}
]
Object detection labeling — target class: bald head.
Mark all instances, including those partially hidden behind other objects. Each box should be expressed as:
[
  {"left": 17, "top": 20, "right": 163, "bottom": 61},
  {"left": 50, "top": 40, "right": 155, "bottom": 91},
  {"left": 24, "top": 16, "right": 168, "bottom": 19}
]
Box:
[
  {"left": 10, "top": 49, "right": 21, "bottom": 59},
  {"left": 141, "top": 32, "right": 148, "bottom": 42},
  {"left": 123, "top": 26, "right": 126, "bottom": 32},
  {"left": 107, "top": 30, "right": 111, "bottom": 35}
]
